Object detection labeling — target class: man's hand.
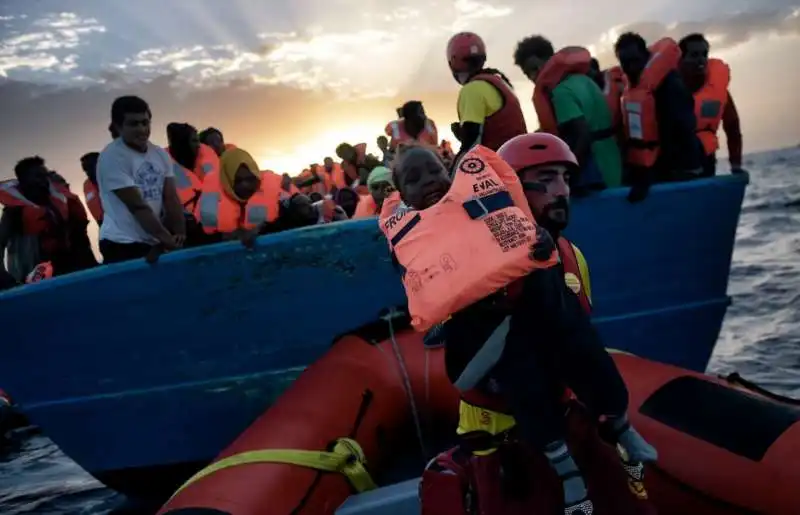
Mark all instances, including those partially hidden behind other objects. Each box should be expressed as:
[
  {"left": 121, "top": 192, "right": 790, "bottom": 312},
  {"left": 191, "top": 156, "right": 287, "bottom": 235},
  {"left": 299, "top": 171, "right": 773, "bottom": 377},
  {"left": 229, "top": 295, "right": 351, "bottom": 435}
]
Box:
[{"left": 172, "top": 234, "right": 186, "bottom": 248}]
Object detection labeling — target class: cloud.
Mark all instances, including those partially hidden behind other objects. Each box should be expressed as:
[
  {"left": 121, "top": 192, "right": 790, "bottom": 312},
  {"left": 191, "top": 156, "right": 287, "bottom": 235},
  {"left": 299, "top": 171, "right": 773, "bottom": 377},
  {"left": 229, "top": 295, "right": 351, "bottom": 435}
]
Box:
[
  {"left": 591, "top": 8, "right": 800, "bottom": 66},
  {"left": 0, "top": 12, "right": 104, "bottom": 78}
]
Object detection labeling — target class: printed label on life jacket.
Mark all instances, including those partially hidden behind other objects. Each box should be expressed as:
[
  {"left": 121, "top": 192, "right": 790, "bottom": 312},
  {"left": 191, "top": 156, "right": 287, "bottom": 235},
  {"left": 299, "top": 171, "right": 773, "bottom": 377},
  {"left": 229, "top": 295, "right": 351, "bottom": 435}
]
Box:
[
  {"left": 700, "top": 99, "right": 722, "bottom": 118},
  {"left": 382, "top": 204, "right": 412, "bottom": 232},
  {"left": 469, "top": 164, "right": 534, "bottom": 254},
  {"left": 625, "top": 101, "right": 643, "bottom": 140}
]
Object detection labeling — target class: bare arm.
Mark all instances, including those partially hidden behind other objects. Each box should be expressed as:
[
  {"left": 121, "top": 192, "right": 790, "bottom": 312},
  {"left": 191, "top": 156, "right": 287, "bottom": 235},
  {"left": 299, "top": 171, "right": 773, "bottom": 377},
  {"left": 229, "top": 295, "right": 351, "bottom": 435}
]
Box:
[
  {"left": 161, "top": 177, "right": 186, "bottom": 237},
  {"left": 722, "top": 91, "right": 743, "bottom": 169},
  {"left": 113, "top": 186, "right": 174, "bottom": 246}
]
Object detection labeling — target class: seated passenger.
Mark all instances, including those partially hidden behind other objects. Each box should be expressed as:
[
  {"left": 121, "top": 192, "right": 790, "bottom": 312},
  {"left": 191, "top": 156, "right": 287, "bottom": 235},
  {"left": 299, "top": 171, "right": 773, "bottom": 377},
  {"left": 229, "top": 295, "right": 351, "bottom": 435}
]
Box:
[
  {"left": 195, "top": 148, "right": 280, "bottom": 244},
  {"left": 382, "top": 143, "right": 656, "bottom": 514},
  {"left": 333, "top": 187, "right": 360, "bottom": 218},
  {"left": 352, "top": 166, "right": 394, "bottom": 218},
  {"left": 198, "top": 127, "right": 235, "bottom": 157},
  {"left": 678, "top": 33, "right": 744, "bottom": 176},
  {"left": 385, "top": 101, "right": 439, "bottom": 150},
  {"left": 513, "top": 35, "right": 622, "bottom": 191},
  {"left": 614, "top": 33, "right": 703, "bottom": 201}
]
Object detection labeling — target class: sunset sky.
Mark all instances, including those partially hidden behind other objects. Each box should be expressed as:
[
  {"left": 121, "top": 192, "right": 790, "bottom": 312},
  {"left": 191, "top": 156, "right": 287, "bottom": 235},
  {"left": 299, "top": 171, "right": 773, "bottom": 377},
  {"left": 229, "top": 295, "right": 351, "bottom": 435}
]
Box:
[{"left": 0, "top": 0, "right": 798, "bottom": 188}]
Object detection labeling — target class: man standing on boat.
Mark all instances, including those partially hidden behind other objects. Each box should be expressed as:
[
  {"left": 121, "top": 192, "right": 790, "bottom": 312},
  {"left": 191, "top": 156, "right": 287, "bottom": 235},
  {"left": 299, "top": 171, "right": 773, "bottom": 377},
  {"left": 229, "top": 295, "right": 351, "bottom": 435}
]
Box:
[
  {"left": 446, "top": 32, "right": 527, "bottom": 161},
  {"left": 96, "top": 96, "right": 186, "bottom": 263},
  {"left": 513, "top": 35, "right": 623, "bottom": 193},
  {"left": 614, "top": 32, "right": 704, "bottom": 201},
  {"left": 678, "top": 33, "right": 745, "bottom": 177}
]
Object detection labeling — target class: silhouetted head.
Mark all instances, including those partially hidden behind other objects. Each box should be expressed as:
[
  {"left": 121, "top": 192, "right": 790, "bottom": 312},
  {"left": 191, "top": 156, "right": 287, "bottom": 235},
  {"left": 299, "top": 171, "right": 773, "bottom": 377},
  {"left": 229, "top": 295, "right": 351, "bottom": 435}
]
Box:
[
  {"left": 587, "top": 57, "right": 603, "bottom": 86},
  {"left": 167, "top": 123, "right": 200, "bottom": 170},
  {"left": 614, "top": 32, "right": 649, "bottom": 85},
  {"left": 366, "top": 166, "right": 395, "bottom": 208},
  {"left": 377, "top": 135, "right": 389, "bottom": 151},
  {"left": 392, "top": 145, "right": 451, "bottom": 210},
  {"left": 48, "top": 171, "right": 69, "bottom": 189},
  {"left": 308, "top": 191, "right": 324, "bottom": 203},
  {"left": 199, "top": 127, "right": 225, "bottom": 156},
  {"left": 334, "top": 187, "right": 359, "bottom": 217},
  {"left": 323, "top": 156, "right": 334, "bottom": 171},
  {"left": 679, "top": 33, "right": 710, "bottom": 78},
  {"left": 513, "top": 35, "right": 554, "bottom": 83},
  {"left": 285, "top": 193, "right": 317, "bottom": 226},
  {"left": 14, "top": 156, "right": 50, "bottom": 201},
  {"left": 80, "top": 152, "right": 100, "bottom": 183},
  {"left": 110, "top": 96, "right": 151, "bottom": 151},
  {"left": 336, "top": 143, "right": 357, "bottom": 163}
]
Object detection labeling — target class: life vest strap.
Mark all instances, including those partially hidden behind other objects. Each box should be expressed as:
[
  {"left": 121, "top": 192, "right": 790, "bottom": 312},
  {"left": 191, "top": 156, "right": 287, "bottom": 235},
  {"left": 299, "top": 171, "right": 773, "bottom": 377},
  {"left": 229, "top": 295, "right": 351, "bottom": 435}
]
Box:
[
  {"left": 168, "top": 437, "right": 376, "bottom": 501},
  {"left": 389, "top": 212, "right": 421, "bottom": 247},
  {"left": 462, "top": 190, "right": 513, "bottom": 220}
]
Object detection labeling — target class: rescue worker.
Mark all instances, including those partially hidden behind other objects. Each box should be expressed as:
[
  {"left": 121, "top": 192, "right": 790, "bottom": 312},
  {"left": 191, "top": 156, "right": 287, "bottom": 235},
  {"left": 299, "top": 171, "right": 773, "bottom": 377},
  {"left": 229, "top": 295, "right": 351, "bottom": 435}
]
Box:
[
  {"left": 587, "top": 58, "right": 626, "bottom": 140},
  {"left": 385, "top": 101, "right": 438, "bottom": 150},
  {"left": 446, "top": 32, "right": 527, "bottom": 158},
  {"left": 0, "top": 157, "right": 96, "bottom": 280},
  {"left": 96, "top": 96, "right": 185, "bottom": 264},
  {"left": 614, "top": 32, "right": 703, "bottom": 201},
  {"left": 352, "top": 166, "right": 395, "bottom": 218},
  {"left": 513, "top": 35, "right": 622, "bottom": 191},
  {"left": 678, "top": 33, "right": 745, "bottom": 176},
  {"left": 81, "top": 152, "right": 103, "bottom": 226},
  {"left": 195, "top": 148, "right": 281, "bottom": 246},
  {"left": 387, "top": 142, "right": 656, "bottom": 515}
]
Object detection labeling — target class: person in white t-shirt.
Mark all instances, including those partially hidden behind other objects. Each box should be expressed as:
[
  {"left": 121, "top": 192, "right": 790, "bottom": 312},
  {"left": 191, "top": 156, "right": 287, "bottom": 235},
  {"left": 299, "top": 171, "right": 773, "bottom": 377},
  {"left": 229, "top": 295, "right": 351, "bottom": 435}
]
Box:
[{"left": 96, "top": 96, "right": 186, "bottom": 264}]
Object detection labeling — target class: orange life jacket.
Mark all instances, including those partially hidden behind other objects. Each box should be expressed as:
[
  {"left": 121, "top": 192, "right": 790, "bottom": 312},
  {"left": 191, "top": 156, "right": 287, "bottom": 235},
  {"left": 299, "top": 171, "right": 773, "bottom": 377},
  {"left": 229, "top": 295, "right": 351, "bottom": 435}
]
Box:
[
  {"left": 352, "top": 195, "right": 378, "bottom": 218},
  {"left": 0, "top": 180, "right": 70, "bottom": 254},
  {"left": 379, "top": 145, "right": 558, "bottom": 332},
  {"left": 602, "top": 66, "right": 627, "bottom": 131},
  {"left": 167, "top": 144, "right": 219, "bottom": 212},
  {"left": 195, "top": 169, "right": 281, "bottom": 234},
  {"left": 385, "top": 118, "right": 438, "bottom": 149},
  {"left": 620, "top": 37, "right": 681, "bottom": 169},
  {"left": 466, "top": 73, "right": 527, "bottom": 151},
  {"left": 327, "top": 163, "right": 348, "bottom": 189},
  {"left": 532, "top": 46, "right": 592, "bottom": 134},
  {"left": 694, "top": 58, "right": 730, "bottom": 156},
  {"left": 310, "top": 165, "right": 333, "bottom": 195},
  {"left": 83, "top": 179, "right": 103, "bottom": 223},
  {"left": 276, "top": 172, "right": 300, "bottom": 196}
]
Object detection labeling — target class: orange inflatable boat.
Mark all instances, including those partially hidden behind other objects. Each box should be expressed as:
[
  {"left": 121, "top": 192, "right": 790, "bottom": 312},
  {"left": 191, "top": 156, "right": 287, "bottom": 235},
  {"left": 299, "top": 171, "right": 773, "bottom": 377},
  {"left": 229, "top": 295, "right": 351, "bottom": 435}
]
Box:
[{"left": 158, "top": 330, "right": 800, "bottom": 515}]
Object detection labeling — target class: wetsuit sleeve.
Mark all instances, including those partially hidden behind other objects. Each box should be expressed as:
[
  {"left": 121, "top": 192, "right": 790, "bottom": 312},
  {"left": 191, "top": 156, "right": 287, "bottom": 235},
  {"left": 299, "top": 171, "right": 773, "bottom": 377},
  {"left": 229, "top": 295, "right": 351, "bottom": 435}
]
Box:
[
  {"left": 662, "top": 72, "right": 703, "bottom": 171},
  {"left": 572, "top": 244, "right": 592, "bottom": 306},
  {"left": 722, "top": 91, "right": 743, "bottom": 168}
]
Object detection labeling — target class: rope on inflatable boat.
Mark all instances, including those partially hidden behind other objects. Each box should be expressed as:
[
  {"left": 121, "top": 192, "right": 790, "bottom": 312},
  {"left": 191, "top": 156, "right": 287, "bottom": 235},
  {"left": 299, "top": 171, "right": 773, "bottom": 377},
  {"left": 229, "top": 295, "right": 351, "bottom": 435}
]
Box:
[
  {"left": 720, "top": 372, "right": 800, "bottom": 406},
  {"left": 167, "top": 437, "right": 377, "bottom": 501}
]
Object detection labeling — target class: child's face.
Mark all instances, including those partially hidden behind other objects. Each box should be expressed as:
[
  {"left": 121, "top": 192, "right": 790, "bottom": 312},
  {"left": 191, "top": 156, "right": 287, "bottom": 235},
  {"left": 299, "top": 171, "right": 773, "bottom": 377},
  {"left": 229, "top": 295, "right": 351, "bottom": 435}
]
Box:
[{"left": 395, "top": 148, "right": 451, "bottom": 210}]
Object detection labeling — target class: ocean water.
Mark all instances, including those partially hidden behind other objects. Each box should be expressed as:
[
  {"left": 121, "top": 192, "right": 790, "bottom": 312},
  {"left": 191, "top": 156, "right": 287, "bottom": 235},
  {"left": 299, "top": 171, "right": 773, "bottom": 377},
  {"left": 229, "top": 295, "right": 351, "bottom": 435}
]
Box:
[{"left": 2, "top": 147, "right": 799, "bottom": 514}]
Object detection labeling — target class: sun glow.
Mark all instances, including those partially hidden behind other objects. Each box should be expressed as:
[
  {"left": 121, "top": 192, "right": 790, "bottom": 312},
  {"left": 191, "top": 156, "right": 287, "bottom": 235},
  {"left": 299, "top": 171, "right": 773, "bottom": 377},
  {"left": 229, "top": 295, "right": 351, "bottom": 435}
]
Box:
[{"left": 256, "top": 124, "right": 384, "bottom": 176}]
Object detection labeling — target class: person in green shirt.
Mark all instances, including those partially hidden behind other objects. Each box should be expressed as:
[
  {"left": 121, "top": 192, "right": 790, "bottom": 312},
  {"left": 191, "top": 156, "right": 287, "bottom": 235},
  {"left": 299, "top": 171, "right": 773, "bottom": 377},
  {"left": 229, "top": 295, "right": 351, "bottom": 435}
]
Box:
[{"left": 513, "top": 35, "right": 623, "bottom": 191}]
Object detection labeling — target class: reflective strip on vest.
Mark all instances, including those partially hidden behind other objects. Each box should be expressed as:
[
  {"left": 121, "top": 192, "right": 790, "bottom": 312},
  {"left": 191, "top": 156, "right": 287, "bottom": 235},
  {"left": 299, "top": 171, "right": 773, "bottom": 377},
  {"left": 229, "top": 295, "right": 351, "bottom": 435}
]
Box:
[
  {"left": 391, "top": 121, "right": 401, "bottom": 140},
  {"left": 86, "top": 191, "right": 96, "bottom": 201},
  {"left": 0, "top": 182, "right": 36, "bottom": 206},
  {"left": 48, "top": 185, "right": 67, "bottom": 203},
  {"left": 246, "top": 205, "right": 268, "bottom": 226},
  {"left": 201, "top": 162, "right": 214, "bottom": 175},
  {"left": 172, "top": 162, "right": 192, "bottom": 190},
  {"left": 198, "top": 192, "right": 220, "bottom": 229},
  {"left": 624, "top": 102, "right": 644, "bottom": 140}
]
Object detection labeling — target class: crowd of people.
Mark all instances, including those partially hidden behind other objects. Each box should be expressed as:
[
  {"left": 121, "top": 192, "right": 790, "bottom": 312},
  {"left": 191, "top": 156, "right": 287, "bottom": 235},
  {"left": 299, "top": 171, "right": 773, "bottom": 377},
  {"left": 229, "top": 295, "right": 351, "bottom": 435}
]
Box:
[{"left": 0, "top": 28, "right": 744, "bottom": 514}]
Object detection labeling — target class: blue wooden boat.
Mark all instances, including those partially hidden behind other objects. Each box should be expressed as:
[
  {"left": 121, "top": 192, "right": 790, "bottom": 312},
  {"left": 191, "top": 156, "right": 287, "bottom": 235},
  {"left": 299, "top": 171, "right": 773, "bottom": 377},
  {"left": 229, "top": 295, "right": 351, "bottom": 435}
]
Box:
[{"left": 0, "top": 174, "right": 747, "bottom": 502}]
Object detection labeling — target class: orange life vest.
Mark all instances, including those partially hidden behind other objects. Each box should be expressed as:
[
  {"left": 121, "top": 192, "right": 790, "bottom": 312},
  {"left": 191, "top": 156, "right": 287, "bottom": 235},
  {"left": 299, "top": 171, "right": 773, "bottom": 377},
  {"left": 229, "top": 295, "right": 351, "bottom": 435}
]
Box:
[
  {"left": 466, "top": 74, "right": 528, "bottom": 151},
  {"left": 439, "top": 140, "right": 455, "bottom": 161},
  {"left": 352, "top": 195, "right": 378, "bottom": 218},
  {"left": 602, "top": 66, "right": 626, "bottom": 131},
  {"left": 694, "top": 58, "right": 730, "bottom": 156},
  {"left": 195, "top": 170, "right": 281, "bottom": 234},
  {"left": 385, "top": 118, "right": 438, "bottom": 149},
  {"left": 379, "top": 145, "right": 559, "bottom": 332},
  {"left": 0, "top": 180, "right": 71, "bottom": 254},
  {"left": 327, "top": 163, "right": 348, "bottom": 190},
  {"left": 83, "top": 179, "right": 103, "bottom": 223},
  {"left": 276, "top": 172, "right": 300, "bottom": 196},
  {"left": 167, "top": 144, "right": 219, "bottom": 212},
  {"left": 620, "top": 37, "right": 681, "bottom": 169},
  {"left": 532, "top": 46, "right": 592, "bottom": 134}
]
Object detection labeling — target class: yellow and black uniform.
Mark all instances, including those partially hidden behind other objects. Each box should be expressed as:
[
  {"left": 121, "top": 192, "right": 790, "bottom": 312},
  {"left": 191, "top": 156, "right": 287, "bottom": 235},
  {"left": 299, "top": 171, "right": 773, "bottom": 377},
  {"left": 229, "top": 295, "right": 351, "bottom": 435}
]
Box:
[{"left": 455, "top": 72, "right": 527, "bottom": 152}]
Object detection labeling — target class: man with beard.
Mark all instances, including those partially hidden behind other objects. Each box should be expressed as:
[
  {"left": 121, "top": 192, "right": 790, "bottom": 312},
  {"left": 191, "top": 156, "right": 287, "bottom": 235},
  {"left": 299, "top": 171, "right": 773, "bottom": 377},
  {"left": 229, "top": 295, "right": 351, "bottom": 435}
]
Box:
[{"left": 421, "top": 133, "right": 656, "bottom": 515}]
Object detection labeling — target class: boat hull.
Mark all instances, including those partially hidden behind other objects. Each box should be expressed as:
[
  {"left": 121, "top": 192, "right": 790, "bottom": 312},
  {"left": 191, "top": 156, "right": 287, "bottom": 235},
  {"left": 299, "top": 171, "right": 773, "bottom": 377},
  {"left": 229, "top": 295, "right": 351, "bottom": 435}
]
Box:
[{"left": 0, "top": 175, "right": 747, "bottom": 500}]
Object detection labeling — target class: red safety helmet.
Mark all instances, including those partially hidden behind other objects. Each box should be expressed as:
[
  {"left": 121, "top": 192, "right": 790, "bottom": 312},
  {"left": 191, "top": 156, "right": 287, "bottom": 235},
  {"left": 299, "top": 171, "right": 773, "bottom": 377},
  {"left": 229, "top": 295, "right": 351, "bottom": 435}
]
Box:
[
  {"left": 446, "top": 32, "right": 486, "bottom": 73},
  {"left": 497, "top": 132, "right": 578, "bottom": 174}
]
